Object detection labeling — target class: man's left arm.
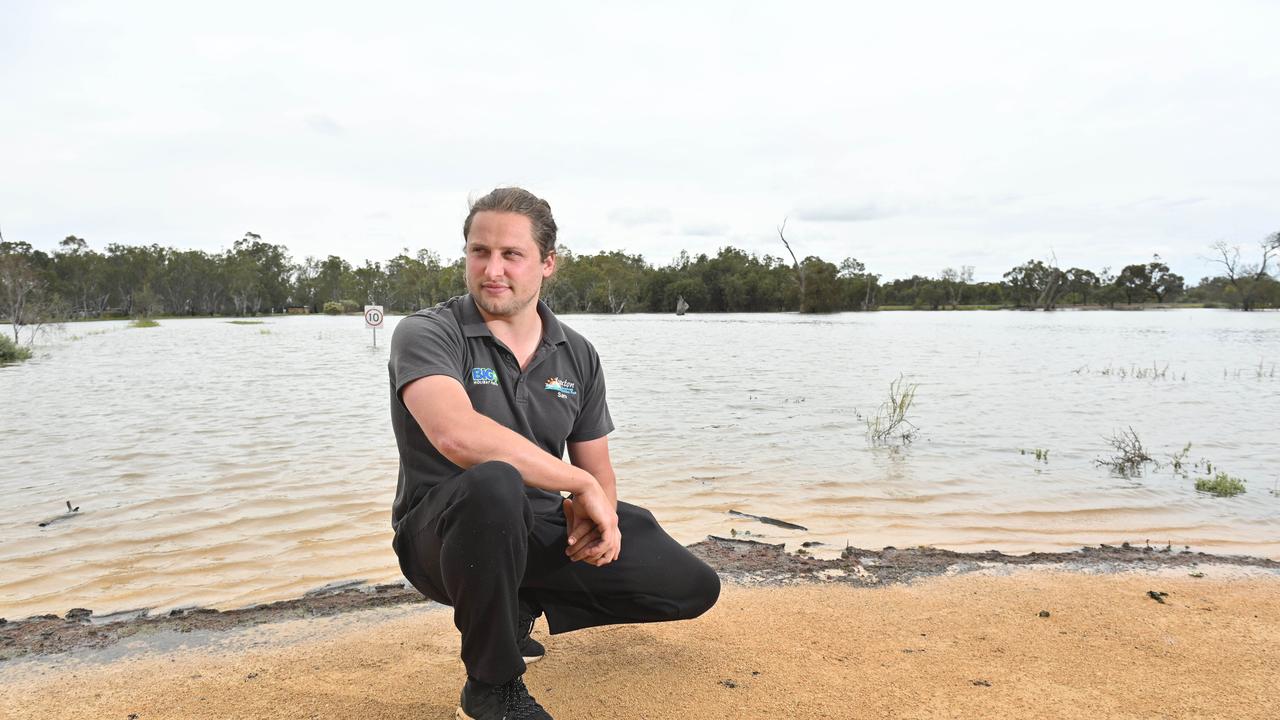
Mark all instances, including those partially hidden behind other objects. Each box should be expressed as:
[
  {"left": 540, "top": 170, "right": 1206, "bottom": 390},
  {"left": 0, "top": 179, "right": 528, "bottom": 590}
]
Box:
[
  {"left": 568, "top": 436, "right": 617, "bottom": 508},
  {"left": 563, "top": 436, "right": 619, "bottom": 565}
]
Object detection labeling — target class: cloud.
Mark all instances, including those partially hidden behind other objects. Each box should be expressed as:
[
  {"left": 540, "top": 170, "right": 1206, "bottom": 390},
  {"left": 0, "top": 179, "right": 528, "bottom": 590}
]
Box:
[
  {"left": 305, "top": 114, "right": 345, "bottom": 136},
  {"left": 791, "top": 202, "right": 897, "bottom": 223},
  {"left": 680, "top": 222, "right": 729, "bottom": 236},
  {"left": 608, "top": 207, "right": 672, "bottom": 226}
]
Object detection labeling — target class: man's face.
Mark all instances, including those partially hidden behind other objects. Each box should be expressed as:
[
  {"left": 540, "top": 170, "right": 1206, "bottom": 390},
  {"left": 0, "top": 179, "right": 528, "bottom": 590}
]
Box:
[{"left": 464, "top": 211, "right": 555, "bottom": 319}]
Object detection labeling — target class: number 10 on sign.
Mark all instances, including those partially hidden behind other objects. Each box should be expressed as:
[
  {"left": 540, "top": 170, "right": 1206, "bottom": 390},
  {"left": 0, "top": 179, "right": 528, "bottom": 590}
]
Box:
[{"left": 364, "top": 305, "right": 385, "bottom": 347}]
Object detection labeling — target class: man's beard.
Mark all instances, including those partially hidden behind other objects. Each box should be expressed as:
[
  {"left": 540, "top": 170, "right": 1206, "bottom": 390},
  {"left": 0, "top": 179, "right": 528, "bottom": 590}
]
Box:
[{"left": 472, "top": 284, "right": 537, "bottom": 318}]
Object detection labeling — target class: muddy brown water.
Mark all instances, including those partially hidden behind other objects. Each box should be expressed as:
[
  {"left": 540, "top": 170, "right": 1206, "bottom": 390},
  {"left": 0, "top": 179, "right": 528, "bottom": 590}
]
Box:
[{"left": 1, "top": 309, "right": 1277, "bottom": 619}]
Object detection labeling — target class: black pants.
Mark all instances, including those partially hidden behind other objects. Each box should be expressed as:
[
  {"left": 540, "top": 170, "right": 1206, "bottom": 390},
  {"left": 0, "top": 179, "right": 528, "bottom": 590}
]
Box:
[{"left": 392, "top": 461, "right": 721, "bottom": 685}]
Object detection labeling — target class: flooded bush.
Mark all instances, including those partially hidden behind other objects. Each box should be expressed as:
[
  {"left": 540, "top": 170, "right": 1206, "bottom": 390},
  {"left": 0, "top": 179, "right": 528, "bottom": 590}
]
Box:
[
  {"left": 129, "top": 318, "right": 159, "bottom": 328},
  {"left": 1096, "top": 427, "right": 1154, "bottom": 477},
  {"left": 323, "top": 301, "right": 343, "bottom": 315},
  {"left": 0, "top": 334, "right": 32, "bottom": 364},
  {"left": 1195, "top": 472, "right": 1246, "bottom": 498},
  {"left": 866, "top": 374, "right": 918, "bottom": 445}
]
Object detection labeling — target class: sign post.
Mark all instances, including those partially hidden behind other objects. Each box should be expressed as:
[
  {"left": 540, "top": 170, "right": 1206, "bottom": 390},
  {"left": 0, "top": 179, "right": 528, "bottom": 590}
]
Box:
[{"left": 364, "top": 305, "right": 384, "bottom": 347}]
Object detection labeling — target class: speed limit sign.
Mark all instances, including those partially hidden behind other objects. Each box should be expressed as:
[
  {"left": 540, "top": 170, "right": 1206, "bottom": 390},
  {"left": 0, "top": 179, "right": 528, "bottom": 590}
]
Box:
[{"left": 364, "top": 305, "right": 384, "bottom": 329}]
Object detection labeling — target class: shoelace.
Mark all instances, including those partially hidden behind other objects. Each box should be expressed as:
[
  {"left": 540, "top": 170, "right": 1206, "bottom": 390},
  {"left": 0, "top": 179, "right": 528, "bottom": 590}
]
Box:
[{"left": 499, "top": 676, "right": 545, "bottom": 720}]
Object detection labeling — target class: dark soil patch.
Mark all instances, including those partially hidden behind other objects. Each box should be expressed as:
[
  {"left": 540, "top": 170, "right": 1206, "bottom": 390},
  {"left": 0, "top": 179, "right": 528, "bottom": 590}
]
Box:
[{"left": 3, "top": 538, "right": 1276, "bottom": 663}]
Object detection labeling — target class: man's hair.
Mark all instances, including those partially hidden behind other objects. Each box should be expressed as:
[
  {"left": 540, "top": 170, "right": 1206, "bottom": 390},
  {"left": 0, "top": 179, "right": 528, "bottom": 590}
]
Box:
[{"left": 463, "top": 187, "right": 558, "bottom": 260}]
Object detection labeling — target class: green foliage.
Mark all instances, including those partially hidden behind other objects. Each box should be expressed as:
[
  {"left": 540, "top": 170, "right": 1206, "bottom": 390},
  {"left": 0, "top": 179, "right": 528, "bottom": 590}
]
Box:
[
  {"left": 12, "top": 228, "right": 1277, "bottom": 317},
  {"left": 1195, "top": 472, "right": 1246, "bottom": 497},
  {"left": 1169, "top": 443, "right": 1192, "bottom": 474},
  {"left": 322, "top": 301, "right": 344, "bottom": 315},
  {"left": 0, "top": 334, "right": 32, "bottom": 363},
  {"left": 1021, "top": 448, "right": 1050, "bottom": 463},
  {"left": 866, "top": 374, "right": 918, "bottom": 445},
  {"left": 226, "top": 320, "right": 264, "bottom": 325},
  {"left": 129, "top": 318, "right": 159, "bottom": 328}
]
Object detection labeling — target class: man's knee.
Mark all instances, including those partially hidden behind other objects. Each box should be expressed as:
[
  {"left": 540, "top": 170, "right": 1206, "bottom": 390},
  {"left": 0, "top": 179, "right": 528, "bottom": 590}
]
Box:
[
  {"left": 678, "top": 559, "right": 721, "bottom": 620},
  {"left": 457, "top": 461, "right": 524, "bottom": 509}
]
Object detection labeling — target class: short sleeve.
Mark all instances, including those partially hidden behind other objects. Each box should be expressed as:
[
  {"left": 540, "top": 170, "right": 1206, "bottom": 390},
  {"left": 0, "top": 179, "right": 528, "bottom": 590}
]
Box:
[
  {"left": 568, "top": 342, "right": 614, "bottom": 442},
  {"left": 388, "top": 312, "right": 466, "bottom": 402}
]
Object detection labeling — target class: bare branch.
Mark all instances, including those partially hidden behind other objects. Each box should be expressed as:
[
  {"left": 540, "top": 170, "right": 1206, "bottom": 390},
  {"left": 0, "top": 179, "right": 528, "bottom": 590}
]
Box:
[
  {"left": 1206, "top": 240, "right": 1240, "bottom": 281},
  {"left": 777, "top": 216, "right": 805, "bottom": 310}
]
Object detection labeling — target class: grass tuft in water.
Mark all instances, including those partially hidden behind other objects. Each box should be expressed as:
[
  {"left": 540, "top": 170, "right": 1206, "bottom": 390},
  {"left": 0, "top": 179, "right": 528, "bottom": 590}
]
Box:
[
  {"left": 1168, "top": 443, "right": 1193, "bottom": 475},
  {"left": 1195, "top": 472, "right": 1246, "bottom": 498},
  {"left": 227, "top": 320, "right": 265, "bottom": 325},
  {"left": 129, "top": 318, "right": 160, "bottom": 328},
  {"left": 1018, "top": 445, "right": 1049, "bottom": 461},
  {"left": 866, "top": 374, "right": 918, "bottom": 445}
]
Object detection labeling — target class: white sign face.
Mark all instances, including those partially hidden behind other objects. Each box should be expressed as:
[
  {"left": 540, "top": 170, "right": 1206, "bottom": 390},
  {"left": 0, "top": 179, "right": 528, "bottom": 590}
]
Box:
[{"left": 364, "top": 305, "right": 385, "bottom": 329}]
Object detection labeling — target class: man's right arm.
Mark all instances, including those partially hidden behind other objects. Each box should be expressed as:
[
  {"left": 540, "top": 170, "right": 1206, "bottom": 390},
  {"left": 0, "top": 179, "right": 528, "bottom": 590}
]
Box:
[{"left": 401, "top": 375, "right": 613, "bottom": 509}]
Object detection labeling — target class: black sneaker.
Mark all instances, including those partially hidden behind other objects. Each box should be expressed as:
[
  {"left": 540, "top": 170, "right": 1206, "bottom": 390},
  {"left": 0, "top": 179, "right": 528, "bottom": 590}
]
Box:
[
  {"left": 517, "top": 604, "right": 545, "bottom": 664},
  {"left": 456, "top": 675, "right": 551, "bottom": 720}
]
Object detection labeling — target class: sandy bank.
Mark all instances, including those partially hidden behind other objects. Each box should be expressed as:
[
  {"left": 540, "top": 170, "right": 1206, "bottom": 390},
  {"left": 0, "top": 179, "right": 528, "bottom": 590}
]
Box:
[{"left": 3, "top": 565, "right": 1278, "bottom": 719}]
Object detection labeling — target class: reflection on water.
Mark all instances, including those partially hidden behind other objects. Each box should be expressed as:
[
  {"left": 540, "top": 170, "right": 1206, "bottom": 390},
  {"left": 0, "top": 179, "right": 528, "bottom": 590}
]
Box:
[{"left": 1, "top": 310, "right": 1278, "bottom": 618}]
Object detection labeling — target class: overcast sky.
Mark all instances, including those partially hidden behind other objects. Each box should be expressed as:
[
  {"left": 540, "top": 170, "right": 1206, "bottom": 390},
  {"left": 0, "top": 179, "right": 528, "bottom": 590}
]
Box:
[{"left": 3, "top": 1, "right": 1277, "bottom": 282}]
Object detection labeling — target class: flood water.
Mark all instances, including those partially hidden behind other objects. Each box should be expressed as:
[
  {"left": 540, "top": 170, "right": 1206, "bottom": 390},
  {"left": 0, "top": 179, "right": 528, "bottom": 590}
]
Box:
[{"left": 2, "top": 309, "right": 1278, "bottom": 619}]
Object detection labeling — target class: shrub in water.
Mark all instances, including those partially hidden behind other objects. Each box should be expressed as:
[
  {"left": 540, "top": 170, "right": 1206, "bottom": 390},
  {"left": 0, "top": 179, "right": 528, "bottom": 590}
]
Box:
[
  {"left": 1195, "top": 472, "right": 1246, "bottom": 498},
  {"left": 323, "top": 301, "right": 344, "bottom": 315},
  {"left": 0, "top": 334, "right": 33, "bottom": 364}
]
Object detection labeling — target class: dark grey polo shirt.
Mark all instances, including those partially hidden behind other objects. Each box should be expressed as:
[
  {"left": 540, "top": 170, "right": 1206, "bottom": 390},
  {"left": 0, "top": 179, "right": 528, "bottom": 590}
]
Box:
[{"left": 387, "top": 294, "right": 613, "bottom": 528}]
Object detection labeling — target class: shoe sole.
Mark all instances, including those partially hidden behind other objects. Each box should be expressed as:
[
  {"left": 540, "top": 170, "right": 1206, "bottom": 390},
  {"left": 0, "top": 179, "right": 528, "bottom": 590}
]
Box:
[
  {"left": 524, "top": 653, "right": 543, "bottom": 664},
  {"left": 455, "top": 708, "right": 475, "bottom": 720}
]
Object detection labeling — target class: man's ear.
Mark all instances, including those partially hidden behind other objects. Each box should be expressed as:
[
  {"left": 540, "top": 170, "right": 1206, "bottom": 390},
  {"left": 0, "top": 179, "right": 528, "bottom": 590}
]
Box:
[{"left": 542, "top": 251, "right": 557, "bottom": 279}]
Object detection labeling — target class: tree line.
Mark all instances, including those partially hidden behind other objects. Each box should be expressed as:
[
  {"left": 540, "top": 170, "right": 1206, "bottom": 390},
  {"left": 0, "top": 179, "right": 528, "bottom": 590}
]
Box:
[{"left": 2, "top": 229, "right": 1278, "bottom": 342}]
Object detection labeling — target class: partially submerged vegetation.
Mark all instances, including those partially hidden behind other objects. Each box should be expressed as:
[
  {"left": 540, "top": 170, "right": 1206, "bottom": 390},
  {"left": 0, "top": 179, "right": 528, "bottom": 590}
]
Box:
[
  {"left": 1195, "top": 473, "right": 1247, "bottom": 498},
  {"left": 0, "top": 334, "right": 32, "bottom": 364},
  {"left": 865, "top": 374, "right": 919, "bottom": 445},
  {"left": 1096, "top": 427, "right": 1154, "bottom": 477},
  {"left": 1021, "top": 448, "right": 1050, "bottom": 463},
  {"left": 1073, "top": 363, "right": 1185, "bottom": 381},
  {"left": 1096, "top": 431, "right": 1248, "bottom": 497},
  {"left": 227, "top": 320, "right": 264, "bottom": 325}
]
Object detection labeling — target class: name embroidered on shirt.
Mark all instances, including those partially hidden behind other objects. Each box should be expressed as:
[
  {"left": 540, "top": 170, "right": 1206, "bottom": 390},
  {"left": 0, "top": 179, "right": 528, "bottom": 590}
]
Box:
[
  {"left": 471, "top": 368, "right": 499, "bottom": 385},
  {"left": 544, "top": 377, "right": 577, "bottom": 397}
]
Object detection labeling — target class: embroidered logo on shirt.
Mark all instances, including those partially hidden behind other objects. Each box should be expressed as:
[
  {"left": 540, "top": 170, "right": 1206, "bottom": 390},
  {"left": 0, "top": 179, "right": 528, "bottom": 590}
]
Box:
[
  {"left": 544, "top": 377, "right": 577, "bottom": 398},
  {"left": 471, "top": 368, "right": 499, "bottom": 386}
]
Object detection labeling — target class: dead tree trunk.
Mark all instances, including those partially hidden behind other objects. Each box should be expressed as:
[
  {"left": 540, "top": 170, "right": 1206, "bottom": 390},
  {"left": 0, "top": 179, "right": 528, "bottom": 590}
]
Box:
[{"left": 778, "top": 218, "right": 805, "bottom": 312}]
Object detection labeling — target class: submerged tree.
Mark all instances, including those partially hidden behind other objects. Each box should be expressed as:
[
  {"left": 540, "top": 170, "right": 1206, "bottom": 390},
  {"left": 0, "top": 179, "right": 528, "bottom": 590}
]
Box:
[
  {"left": 1207, "top": 234, "right": 1279, "bottom": 311},
  {"left": 0, "top": 233, "right": 65, "bottom": 343}
]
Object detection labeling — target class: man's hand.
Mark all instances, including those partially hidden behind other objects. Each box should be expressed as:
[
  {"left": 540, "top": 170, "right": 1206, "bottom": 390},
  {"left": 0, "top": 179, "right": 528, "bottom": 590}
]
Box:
[{"left": 563, "top": 486, "right": 621, "bottom": 566}]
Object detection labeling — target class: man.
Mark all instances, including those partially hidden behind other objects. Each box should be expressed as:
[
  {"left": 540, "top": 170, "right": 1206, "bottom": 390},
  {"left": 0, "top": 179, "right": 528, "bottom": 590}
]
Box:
[{"left": 388, "top": 187, "right": 720, "bottom": 720}]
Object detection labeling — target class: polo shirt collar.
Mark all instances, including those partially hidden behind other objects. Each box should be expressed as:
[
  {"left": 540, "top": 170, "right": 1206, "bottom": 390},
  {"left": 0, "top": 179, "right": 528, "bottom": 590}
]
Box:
[{"left": 460, "top": 294, "right": 568, "bottom": 346}]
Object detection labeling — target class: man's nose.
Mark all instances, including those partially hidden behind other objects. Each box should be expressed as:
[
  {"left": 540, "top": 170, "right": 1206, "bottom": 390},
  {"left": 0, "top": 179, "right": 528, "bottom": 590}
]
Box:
[{"left": 483, "top": 254, "right": 505, "bottom": 278}]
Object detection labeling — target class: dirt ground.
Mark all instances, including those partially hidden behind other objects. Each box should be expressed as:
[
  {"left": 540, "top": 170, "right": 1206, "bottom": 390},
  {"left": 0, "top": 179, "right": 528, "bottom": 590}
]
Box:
[{"left": 3, "top": 558, "right": 1277, "bottom": 719}]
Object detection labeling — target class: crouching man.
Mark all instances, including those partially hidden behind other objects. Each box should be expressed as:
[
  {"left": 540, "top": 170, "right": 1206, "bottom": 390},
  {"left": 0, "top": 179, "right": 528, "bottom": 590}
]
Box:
[{"left": 388, "top": 187, "right": 720, "bottom": 719}]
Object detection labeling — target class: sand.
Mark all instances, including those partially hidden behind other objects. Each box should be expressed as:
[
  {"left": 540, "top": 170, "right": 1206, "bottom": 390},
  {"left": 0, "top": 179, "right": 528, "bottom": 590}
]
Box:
[{"left": 2, "top": 568, "right": 1277, "bottom": 719}]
